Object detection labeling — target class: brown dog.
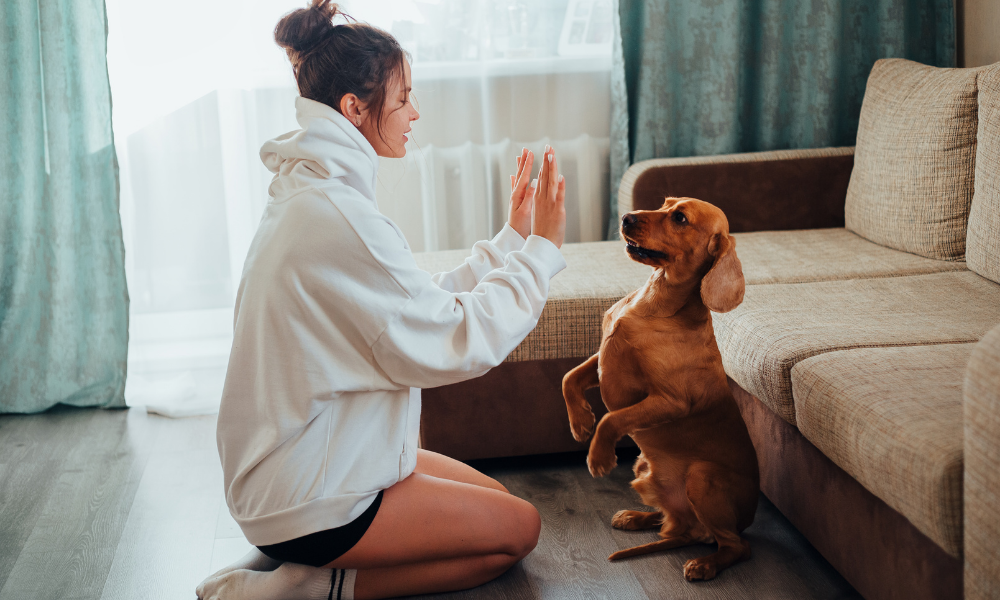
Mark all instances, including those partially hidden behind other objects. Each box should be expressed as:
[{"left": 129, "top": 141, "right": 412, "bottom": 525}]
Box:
[{"left": 562, "top": 197, "right": 759, "bottom": 581}]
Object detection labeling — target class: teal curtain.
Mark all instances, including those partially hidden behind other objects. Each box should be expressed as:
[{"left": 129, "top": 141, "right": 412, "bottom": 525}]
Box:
[
  {"left": 0, "top": 0, "right": 128, "bottom": 413},
  {"left": 609, "top": 0, "right": 956, "bottom": 236}
]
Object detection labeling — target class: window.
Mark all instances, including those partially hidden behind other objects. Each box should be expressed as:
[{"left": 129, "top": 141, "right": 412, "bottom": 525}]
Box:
[{"left": 107, "top": 0, "right": 612, "bottom": 410}]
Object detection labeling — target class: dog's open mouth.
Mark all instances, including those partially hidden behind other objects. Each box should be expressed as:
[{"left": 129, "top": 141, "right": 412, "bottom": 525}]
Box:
[{"left": 625, "top": 238, "right": 667, "bottom": 260}]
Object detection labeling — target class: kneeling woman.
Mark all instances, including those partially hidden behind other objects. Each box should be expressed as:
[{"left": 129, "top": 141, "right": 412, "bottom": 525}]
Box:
[{"left": 197, "top": 2, "right": 567, "bottom": 599}]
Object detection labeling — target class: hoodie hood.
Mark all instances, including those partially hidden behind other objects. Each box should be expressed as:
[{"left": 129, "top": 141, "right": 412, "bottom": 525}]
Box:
[{"left": 260, "top": 97, "right": 380, "bottom": 204}]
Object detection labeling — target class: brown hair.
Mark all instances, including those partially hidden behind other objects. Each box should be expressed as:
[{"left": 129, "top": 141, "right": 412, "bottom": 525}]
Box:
[{"left": 274, "top": 0, "right": 407, "bottom": 143}]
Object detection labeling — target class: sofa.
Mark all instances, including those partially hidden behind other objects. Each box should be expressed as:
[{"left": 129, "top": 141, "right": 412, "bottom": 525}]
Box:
[{"left": 412, "top": 58, "right": 1000, "bottom": 600}]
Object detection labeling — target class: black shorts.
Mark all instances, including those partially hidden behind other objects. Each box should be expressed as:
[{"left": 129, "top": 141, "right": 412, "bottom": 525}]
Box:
[{"left": 257, "top": 490, "right": 384, "bottom": 567}]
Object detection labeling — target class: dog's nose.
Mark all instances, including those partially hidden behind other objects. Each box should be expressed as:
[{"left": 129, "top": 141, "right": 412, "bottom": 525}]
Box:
[{"left": 622, "top": 214, "right": 637, "bottom": 227}]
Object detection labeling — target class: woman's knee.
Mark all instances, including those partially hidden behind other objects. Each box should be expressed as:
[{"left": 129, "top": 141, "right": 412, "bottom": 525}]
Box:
[{"left": 507, "top": 499, "right": 541, "bottom": 560}]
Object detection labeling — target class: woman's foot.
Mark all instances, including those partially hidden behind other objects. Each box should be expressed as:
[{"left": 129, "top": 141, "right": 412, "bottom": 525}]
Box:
[
  {"left": 196, "top": 547, "right": 282, "bottom": 593},
  {"left": 196, "top": 563, "right": 334, "bottom": 600}
]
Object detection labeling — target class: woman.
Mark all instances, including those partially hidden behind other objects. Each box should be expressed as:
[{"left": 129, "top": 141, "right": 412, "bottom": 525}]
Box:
[{"left": 196, "top": 2, "right": 567, "bottom": 599}]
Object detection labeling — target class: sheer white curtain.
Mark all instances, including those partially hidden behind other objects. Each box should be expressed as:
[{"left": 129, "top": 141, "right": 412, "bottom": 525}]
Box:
[{"left": 106, "top": 0, "right": 613, "bottom": 414}]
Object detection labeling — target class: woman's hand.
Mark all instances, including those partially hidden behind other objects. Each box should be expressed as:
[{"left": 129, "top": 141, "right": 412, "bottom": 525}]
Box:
[
  {"left": 508, "top": 148, "right": 535, "bottom": 239},
  {"left": 531, "top": 146, "right": 566, "bottom": 248}
]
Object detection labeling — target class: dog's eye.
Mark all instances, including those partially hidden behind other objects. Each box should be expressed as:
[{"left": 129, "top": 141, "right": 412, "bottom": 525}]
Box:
[{"left": 673, "top": 211, "right": 687, "bottom": 224}]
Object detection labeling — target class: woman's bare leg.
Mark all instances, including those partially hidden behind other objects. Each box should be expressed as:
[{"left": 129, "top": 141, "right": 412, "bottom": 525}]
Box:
[
  {"left": 412, "top": 448, "right": 508, "bottom": 492},
  {"left": 199, "top": 451, "right": 538, "bottom": 600}
]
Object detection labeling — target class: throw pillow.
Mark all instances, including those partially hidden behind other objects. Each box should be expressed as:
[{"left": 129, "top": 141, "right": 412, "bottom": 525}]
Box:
[
  {"left": 967, "top": 62, "right": 1000, "bottom": 283},
  {"left": 845, "top": 59, "right": 981, "bottom": 261}
]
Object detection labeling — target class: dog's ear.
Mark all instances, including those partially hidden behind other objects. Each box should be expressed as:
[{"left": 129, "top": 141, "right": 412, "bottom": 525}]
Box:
[{"left": 701, "top": 234, "right": 745, "bottom": 313}]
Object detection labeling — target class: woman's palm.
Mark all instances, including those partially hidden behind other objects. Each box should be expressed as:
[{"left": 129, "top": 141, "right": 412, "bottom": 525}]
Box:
[{"left": 508, "top": 149, "right": 535, "bottom": 239}]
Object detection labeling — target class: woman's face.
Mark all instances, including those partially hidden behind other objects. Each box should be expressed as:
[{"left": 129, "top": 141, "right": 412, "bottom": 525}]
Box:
[{"left": 361, "top": 60, "right": 419, "bottom": 158}]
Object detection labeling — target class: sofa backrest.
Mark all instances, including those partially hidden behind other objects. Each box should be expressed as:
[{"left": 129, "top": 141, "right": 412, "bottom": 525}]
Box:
[
  {"left": 967, "top": 63, "right": 1000, "bottom": 284},
  {"left": 845, "top": 59, "right": 982, "bottom": 261}
]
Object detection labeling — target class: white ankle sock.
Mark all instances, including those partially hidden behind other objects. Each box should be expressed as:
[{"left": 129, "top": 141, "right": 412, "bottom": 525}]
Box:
[
  {"left": 241, "top": 548, "right": 283, "bottom": 572},
  {"left": 198, "top": 564, "right": 356, "bottom": 600},
  {"left": 197, "top": 547, "right": 282, "bottom": 594},
  {"left": 329, "top": 569, "right": 357, "bottom": 600}
]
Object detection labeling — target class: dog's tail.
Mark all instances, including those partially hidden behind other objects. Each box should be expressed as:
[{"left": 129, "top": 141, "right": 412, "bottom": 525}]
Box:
[{"left": 608, "top": 538, "right": 688, "bottom": 561}]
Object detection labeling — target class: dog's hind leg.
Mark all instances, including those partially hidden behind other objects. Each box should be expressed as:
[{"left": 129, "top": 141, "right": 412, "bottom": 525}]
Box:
[
  {"left": 562, "top": 353, "right": 600, "bottom": 442},
  {"left": 611, "top": 509, "right": 662, "bottom": 530},
  {"left": 608, "top": 502, "right": 709, "bottom": 561},
  {"left": 681, "top": 466, "right": 752, "bottom": 582}
]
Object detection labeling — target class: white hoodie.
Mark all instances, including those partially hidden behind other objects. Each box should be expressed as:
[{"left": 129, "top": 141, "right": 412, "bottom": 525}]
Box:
[{"left": 216, "top": 97, "right": 567, "bottom": 546}]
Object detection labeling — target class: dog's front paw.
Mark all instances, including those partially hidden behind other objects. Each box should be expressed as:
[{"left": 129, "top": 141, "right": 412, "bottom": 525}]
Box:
[
  {"left": 568, "top": 407, "right": 596, "bottom": 442},
  {"left": 587, "top": 443, "right": 617, "bottom": 477},
  {"left": 683, "top": 558, "right": 718, "bottom": 582}
]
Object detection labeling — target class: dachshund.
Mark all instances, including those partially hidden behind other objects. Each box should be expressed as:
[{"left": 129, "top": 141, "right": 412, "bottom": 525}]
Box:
[{"left": 562, "top": 197, "right": 759, "bottom": 581}]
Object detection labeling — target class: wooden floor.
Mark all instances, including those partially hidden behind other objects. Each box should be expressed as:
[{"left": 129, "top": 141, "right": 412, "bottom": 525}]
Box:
[{"left": 0, "top": 406, "right": 861, "bottom": 600}]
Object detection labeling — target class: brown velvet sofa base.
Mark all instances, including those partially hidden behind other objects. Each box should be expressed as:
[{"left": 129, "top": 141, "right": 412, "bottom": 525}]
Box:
[
  {"left": 729, "top": 378, "right": 962, "bottom": 600},
  {"left": 420, "top": 357, "right": 632, "bottom": 461}
]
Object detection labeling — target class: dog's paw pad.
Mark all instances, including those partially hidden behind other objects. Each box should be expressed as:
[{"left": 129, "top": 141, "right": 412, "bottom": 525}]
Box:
[{"left": 683, "top": 559, "right": 717, "bottom": 581}]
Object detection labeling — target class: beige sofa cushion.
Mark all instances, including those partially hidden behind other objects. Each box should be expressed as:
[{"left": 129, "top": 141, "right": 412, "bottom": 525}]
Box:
[
  {"left": 415, "top": 232, "right": 971, "bottom": 363},
  {"left": 415, "top": 241, "right": 651, "bottom": 362},
  {"left": 712, "top": 271, "right": 1000, "bottom": 425},
  {"left": 845, "top": 59, "right": 981, "bottom": 261},
  {"left": 967, "top": 63, "right": 1000, "bottom": 284},
  {"left": 732, "top": 229, "right": 966, "bottom": 284},
  {"left": 964, "top": 324, "right": 1000, "bottom": 597},
  {"left": 792, "top": 344, "right": 972, "bottom": 558}
]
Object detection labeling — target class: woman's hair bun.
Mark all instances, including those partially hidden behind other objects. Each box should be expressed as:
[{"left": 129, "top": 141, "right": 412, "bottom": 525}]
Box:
[{"left": 274, "top": 0, "right": 347, "bottom": 68}]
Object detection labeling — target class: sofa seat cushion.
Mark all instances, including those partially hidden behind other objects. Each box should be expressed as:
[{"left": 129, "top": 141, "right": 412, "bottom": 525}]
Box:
[
  {"left": 415, "top": 241, "right": 652, "bottom": 362},
  {"left": 791, "top": 344, "right": 972, "bottom": 557},
  {"left": 732, "top": 228, "right": 967, "bottom": 284},
  {"left": 415, "top": 232, "right": 971, "bottom": 363},
  {"left": 964, "top": 324, "right": 1000, "bottom": 595},
  {"left": 967, "top": 63, "right": 1000, "bottom": 284},
  {"left": 712, "top": 271, "right": 1000, "bottom": 425},
  {"left": 845, "top": 59, "right": 982, "bottom": 261}
]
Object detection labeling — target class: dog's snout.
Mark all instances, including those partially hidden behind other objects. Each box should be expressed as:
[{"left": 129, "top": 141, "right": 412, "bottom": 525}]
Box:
[{"left": 622, "top": 214, "right": 637, "bottom": 227}]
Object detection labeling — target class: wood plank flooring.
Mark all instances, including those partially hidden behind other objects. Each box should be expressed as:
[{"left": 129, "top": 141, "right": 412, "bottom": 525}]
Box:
[{"left": 0, "top": 407, "right": 861, "bottom": 600}]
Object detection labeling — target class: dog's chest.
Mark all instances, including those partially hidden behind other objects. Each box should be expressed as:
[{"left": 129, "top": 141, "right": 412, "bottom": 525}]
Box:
[
  {"left": 600, "top": 301, "right": 709, "bottom": 384},
  {"left": 599, "top": 305, "right": 650, "bottom": 379}
]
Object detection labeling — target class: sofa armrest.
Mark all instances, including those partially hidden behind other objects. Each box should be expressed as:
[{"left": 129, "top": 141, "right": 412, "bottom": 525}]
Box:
[
  {"left": 617, "top": 147, "right": 855, "bottom": 233},
  {"left": 965, "top": 323, "right": 1000, "bottom": 599}
]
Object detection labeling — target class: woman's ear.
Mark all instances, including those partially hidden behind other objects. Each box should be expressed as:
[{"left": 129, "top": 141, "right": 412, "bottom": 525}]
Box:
[
  {"left": 339, "top": 93, "right": 365, "bottom": 127},
  {"left": 701, "top": 234, "right": 745, "bottom": 313}
]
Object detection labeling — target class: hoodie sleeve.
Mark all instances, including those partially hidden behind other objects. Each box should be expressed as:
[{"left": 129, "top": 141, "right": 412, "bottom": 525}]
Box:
[
  {"left": 370, "top": 234, "right": 565, "bottom": 389},
  {"left": 319, "top": 187, "right": 565, "bottom": 390},
  {"left": 429, "top": 223, "right": 527, "bottom": 293}
]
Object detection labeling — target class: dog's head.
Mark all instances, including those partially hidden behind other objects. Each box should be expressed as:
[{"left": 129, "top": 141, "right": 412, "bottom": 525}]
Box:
[{"left": 620, "top": 197, "right": 745, "bottom": 312}]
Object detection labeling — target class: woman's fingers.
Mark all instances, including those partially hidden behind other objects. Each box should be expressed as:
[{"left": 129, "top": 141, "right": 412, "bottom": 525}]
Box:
[
  {"left": 515, "top": 148, "right": 529, "bottom": 185},
  {"left": 530, "top": 146, "right": 566, "bottom": 248},
  {"left": 535, "top": 145, "right": 551, "bottom": 199},
  {"left": 508, "top": 149, "right": 536, "bottom": 238},
  {"left": 514, "top": 150, "right": 534, "bottom": 199},
  {"left": 546, "top": 151, "right": 559, "bottom": 201},
  {"left": 512, "top": 154, "right": 521, "bottom": 193}
]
